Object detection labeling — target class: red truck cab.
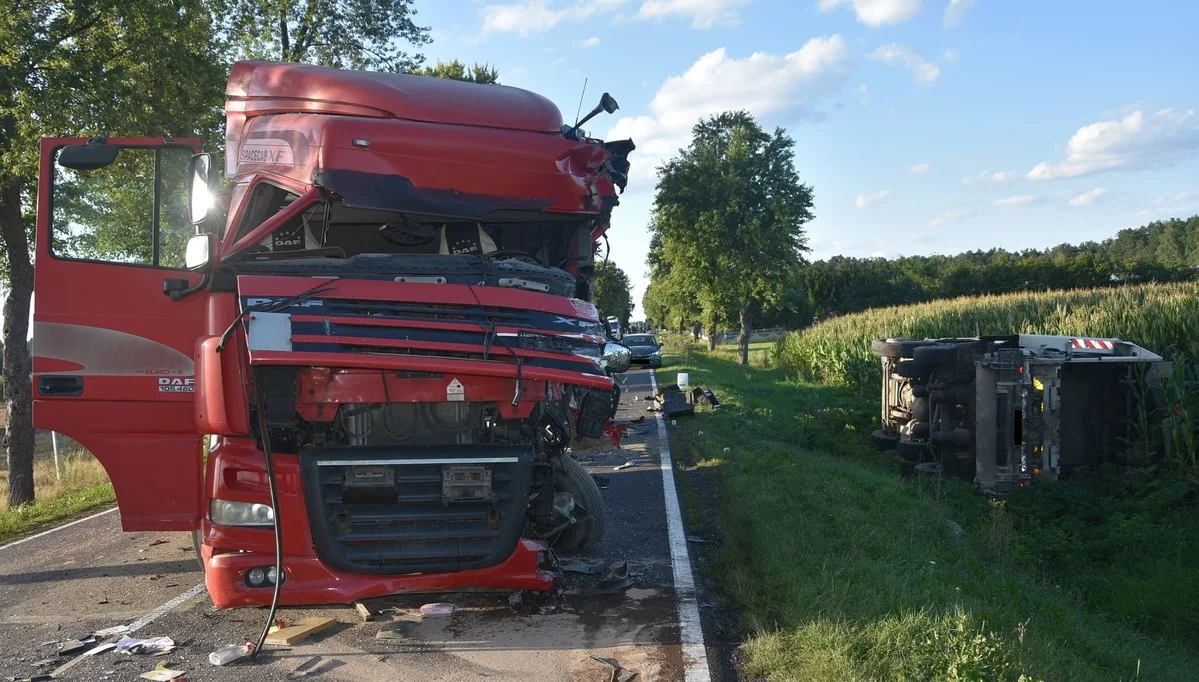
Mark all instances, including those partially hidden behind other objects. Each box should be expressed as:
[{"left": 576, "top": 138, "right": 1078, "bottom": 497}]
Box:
[{"left": 33, "top": 61, "right": 634, "bottom": 607}]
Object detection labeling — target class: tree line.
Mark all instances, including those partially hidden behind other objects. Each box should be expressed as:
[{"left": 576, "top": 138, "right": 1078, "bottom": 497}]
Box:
[
  {"left": 1, "top": 0, "right": 497, "bottom": 507},
  {"left": 645, "top": 204, "right": 1199, "bottom": 336}
]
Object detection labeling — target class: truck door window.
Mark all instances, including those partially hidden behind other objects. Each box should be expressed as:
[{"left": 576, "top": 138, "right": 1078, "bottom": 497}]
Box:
[{"left": 51, "top": 145, "right": 195, "bottom": 268}]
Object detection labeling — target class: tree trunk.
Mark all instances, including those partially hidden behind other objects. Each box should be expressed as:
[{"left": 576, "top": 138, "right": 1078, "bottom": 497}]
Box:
[
  {"left": 279, "top": 10, "right": 291, "bottom": 60},
  {"left": 706, "top": 323, "right": 716, "bottom": 351},
  {"left": 1, "top": 180, "right": 35, "bottom": 507},
  {"left": 738, "top": 304, "right": 750, "bottom": 366}
]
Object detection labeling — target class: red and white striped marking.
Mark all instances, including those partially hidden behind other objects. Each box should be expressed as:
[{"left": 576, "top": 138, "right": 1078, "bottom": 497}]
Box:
[{"left": 1071, "top": 338, "right": 1115, "bottom": 350}]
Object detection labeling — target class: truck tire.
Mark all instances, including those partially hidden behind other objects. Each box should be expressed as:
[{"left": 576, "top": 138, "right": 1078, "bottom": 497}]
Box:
[
  {"left": 871, "top": 429, "right": 898, "bottom": 450},
  {"left": 552, "top": 455, "right": 606, "bottom": 553},
  {"left": 191, "top": 530, "right": 205, "bottom": 572},
  {"left": 896, "top": 437, "right": 927, "bottom": 459},
  {"left": 910, "top": 382, "right": 929, "bottom": 398},
  {"left": 912, "top": 342, "right": 962, "bottom": 365},
  {"left": 871, "top": 338, "right": 930, "bottom": 359},
  {"left": 895, "top": 361, "right": 934, "bottom": 379}
]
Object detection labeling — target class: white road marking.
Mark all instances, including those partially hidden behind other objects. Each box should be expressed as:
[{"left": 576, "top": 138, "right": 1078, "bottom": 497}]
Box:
[
  {"left": 127, "top": 583, "right": 207, "bottom": 633},
  {"left": 0, "top": 507, "right": 118, "bottom": 551},
  {"left": 649, "top": 369, "right": 712, "bottom": 682}
]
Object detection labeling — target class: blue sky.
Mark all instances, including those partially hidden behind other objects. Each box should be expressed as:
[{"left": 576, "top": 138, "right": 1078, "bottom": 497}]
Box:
[{"left": 418, "top": 0, "right": 1199, "bottom": 313}]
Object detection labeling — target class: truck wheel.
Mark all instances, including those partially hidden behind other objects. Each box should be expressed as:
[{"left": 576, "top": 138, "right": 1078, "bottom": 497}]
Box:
[
  {"left": 871, "top": 429, "right": 898, "bottom": 450},
  {"left": 551, "top": 455, "right": 606, "bottom": 553},
  {"left": 895, "top": 361, "right": 934, "bottom": 379},
  {"left": 896, "top": 437, "right": 927, "bottom": 459},
  {"left": 871, "top": 338, "right": 930, "bottom": 359},
  {"left": 191, "top": 530, "right": 205, "bottom": 573}
]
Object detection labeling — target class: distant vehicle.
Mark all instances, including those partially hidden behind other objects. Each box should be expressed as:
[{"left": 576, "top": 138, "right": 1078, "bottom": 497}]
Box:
[
  {"left": 869, "top": 334, "right": 1169, "bottom": 492},
  {"left": 622, "top": 333, "right": 662, "bottom": 367},
  {"left": 606, "top": 316, "right": 623, "bottom": 341}
]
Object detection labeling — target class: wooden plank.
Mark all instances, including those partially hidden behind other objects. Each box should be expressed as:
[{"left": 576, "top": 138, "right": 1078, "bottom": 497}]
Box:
[
  {"left": 264, "top": 617, "right": 337, "bottom": 645},
  {"left": 354, "top": 602, "right": 374, "bottom": 622}
]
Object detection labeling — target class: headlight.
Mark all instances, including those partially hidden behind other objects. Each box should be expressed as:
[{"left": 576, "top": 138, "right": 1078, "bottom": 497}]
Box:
[
  {"left": 210, "top": 499, "right": 275, "bottom": 527},
  {"left": 650, "top": 350, "right": 661, "bottom": 357}
]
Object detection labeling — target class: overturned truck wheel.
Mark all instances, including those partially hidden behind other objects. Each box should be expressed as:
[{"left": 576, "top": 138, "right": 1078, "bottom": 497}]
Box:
[
  {"left": 551, "top": 455, "right": 606, "bottom": 553},
  {"left": 870, "top": 338, "right": 932, "bottom": 359}
]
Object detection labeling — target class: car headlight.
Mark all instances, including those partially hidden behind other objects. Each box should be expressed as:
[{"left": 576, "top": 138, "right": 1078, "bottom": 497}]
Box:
[
  {"left": 210, "top": 499, "right": 275, "bottom": 527},
  {"left": 650, "top": 350, "right": 661, "bottom": 357}
]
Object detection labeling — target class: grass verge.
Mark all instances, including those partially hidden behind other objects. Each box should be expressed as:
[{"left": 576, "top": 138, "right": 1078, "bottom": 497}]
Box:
[
  {"left": 0, "top": 451, "right": 114, "bottom": 544},
  {"left": 664, "top": 340, "right": 1199, "bottom": 682}
]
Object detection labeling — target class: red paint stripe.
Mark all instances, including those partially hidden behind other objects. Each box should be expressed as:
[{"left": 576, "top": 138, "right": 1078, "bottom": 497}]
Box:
[{"left": 247, "top": 351, "right": 614, "bottom": 389}]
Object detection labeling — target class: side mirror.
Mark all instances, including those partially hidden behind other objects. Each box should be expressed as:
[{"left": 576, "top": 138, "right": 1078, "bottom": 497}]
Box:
[
  {"left": 188, "top": 153, "right": 218, "bottom": 224},
  {"left": 57, "top": 139, "right": 120, "bottom": 171},
  {"left": 600, "top": 92, "right": 619, "bottom": 114},
  {"left": 185, "top": 233, "right": 214, "bottom": 271},
  {"left": 602, "top": 342, "right": 632, "bottom": 374}
]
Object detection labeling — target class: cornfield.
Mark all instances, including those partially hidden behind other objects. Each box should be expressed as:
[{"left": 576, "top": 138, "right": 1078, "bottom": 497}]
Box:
[{"left": 776, "top": 282, "right": 1199, "bottom": 393}]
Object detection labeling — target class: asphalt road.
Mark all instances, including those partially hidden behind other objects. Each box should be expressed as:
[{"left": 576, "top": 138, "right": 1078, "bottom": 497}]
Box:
[{"left": 0, "top": 367, "right": 720, "bottom": 681}]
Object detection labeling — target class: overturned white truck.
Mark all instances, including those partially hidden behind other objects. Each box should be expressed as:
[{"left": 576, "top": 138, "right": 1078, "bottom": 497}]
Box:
[{"left": 869, "top": 334, "right": 1170, "bottom": 493}]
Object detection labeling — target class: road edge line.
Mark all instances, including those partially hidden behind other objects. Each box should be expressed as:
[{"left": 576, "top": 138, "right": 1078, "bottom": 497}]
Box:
[
  {"left": 650, "top": 369, "right": 712, "bottom": 682},
  {"left": 128, "top": 583, "right": 207, "bottom": 633},
  {"left": 0, "top": 506, "right": 118, "bottom": 551}
]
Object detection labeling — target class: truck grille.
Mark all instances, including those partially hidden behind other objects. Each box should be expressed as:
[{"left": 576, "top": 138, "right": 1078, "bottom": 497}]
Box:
[{"left": 298, "top": 444, "right": 533, "bottom": 574}]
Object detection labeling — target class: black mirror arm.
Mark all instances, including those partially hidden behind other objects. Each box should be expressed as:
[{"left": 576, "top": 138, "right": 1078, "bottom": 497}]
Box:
[{"left": 163, "top": 270, "right": 211, "bottom": 301}]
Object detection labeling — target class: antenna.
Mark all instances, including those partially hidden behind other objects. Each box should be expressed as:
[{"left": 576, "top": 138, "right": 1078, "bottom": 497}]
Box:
[{"left": 573, "top": 78, "right": 589, "bottom": 128}]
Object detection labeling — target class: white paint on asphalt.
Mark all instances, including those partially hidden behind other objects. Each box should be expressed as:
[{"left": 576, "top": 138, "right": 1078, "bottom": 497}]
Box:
[
  {"left": 0, "top": 506, "right": 117, "bottom": 551},
  {"left": 650, "top": 369, "right": 712, "bottom": 682},
  {"left": 127, "top": 583, "right": 207, "bottom": 633}
]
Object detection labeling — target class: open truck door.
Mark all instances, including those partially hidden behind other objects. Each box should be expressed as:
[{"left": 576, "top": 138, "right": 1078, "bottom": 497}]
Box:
[{"left": 33, "top": 137, "right": 208, "bottom": 530}]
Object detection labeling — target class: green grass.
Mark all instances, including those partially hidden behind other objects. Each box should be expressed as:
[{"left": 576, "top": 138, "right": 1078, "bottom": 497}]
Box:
[
  {"left": 663, "top": 342, "right": 1199, "bottom": 681},
  {"left": 0, "top": 448, "right": 115, "bottom": 544}
]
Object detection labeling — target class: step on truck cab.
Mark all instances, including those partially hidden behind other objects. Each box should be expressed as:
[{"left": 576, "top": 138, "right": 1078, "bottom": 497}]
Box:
[{"left": 33, "top": 61, "right": 636, "bottom": 608}]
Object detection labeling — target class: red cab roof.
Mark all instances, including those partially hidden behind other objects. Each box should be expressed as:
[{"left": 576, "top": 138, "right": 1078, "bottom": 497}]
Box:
[{"left": 226, "top": 61, "right": 565, "bottom": 133}]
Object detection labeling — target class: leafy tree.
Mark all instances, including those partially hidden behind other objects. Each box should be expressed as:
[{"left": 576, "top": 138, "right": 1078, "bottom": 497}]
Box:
[
  {"left": 651, "top": 111, "right": 813, "bottom": 364},
  {"left": 0, "top": 1, "right": 226, "bottom": 506},
  {"left": 414, "top": 59, "right": 499, "bottom": 84},
  {"left": 592, "top": 261, "right": 635, "bottom": 329},
  {"left": 210, "top": 0, "right": 432, "bottom": 72}
]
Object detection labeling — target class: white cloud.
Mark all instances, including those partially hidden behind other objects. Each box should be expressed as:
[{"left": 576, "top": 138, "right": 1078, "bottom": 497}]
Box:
[
  {"left": 818, "top": 0, "right": 923, "bottom": 26},
  {"left": 994, "top": 194, "right": 1040, "bottom": 209},
  {"left": 929, "top": 209, "right": 969, "bottom": 227},
  {"left": 856, "top": 188, "right": 893, "bottom": 209},
  {"left": 606, "top": 36, "right": 849, "bottom": 187},
  {"left": 908, "top": 162, "right": 931, "bottom": 174},
  {"left": 963, "top": 169, "right": 1014, "bottom": 186},
  {"left": 1068, "top": 187, "right": 1107, "bottom": 207},
  {"left": 869, "top": 43, "right": 940, "bottom": 84},
  {"left": 943, "top": 0, "right": 975, "bottom": 28},
  {"left": 989, "top": 170, "right": 1014, "bottom": 183},
  {"left": 577, "top": 36, "right": 601, "bottom": 47},
  {"left": 1177, "top": 190, "right": 1196, "bottom": 201},
  {"left": 1027, "top": 108, "right": 1199, "bottom": 180},
  {"left": 943, "top": 48, "right": 959, "bottom": 63},
  {"left": 636, "top": 0, "right": 751, "bottom": 28},
  {"left": 480, "top": 0, "right": 749, "bottom": 35}
]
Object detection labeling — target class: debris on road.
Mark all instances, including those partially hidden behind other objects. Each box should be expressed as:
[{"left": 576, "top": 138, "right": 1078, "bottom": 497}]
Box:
[
  {"left": 591, "top": 474, "right": 611, "bottom": 489},
  {"left": 418, "top": 602, "right": 457, "bottom": 617},
  {"left": 630, "top": 415, "right": 646, "bottom": 424},
  {"left": 598, "top": 561, "right": 634, "bottom": 591},
  {"left": 208, "top": 643, "right": 254, "bottom": 666},
  {"left": 147, "top": 539, "right": 168, "bottom": 548},
  {"left": 93, "top": 625, "right": 130, "bottom": 638},
  {"left": 114, "top": 636, "right": 175, "bottom": 656},
  {"left": 559, "top": 557, "right": 605, "bottom": 574},
  {"left": 507, "top": 591, "right": 524, "bottom": 609},
  {"left": 265, "top": 617, "right": 337, "bottom": 645},
  {"left": 686, "top": 535, "right": 713, "bottom": 544},
  {"left": 57, "top": 638, "right": 93, "bottom": 656},
  {"left": 354, "top": 601, "right": 374, "bottom": 622},
  {"left": 614, "top": 460, "right": 639, "bottom": 470},
  {"left": 375, "top": 623, "right": 414, "bottom": 640},
  {"left": 286, "top": 655, "right": 325, "bottom": 679},
  {"left": 83, "top": 642, "right": 119, "bottom": 656},
  {"left": 139, "top": 664, "right": 186, "bottom": 681}
]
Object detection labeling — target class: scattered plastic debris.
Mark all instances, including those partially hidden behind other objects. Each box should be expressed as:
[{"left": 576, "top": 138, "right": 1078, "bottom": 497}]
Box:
[
  {"left": 598, "top": 561, "right": 633, "bottom": 591},
  {"left": 115, "top": 637, "right": 175, "bottom": 656},
  {"left": 58, "top": 639, "right": 92, "bottom": 656},
  {"left": 671, "top": 419, "right": 677, "bottom": 426},
  {"left": 723, "top": 447, "right": 731, "bottom": 453},
  {"left": 419, "top": 602, "right": 458, "bottom": 617},
  {"left": 508, "top": 591, "right": 524, "bottom": 608},
  {"left": 83, "top": 643, "right": 118, "bottom": 656},
  {"left": 697, "top": 430, "right": 703, "bottom": 436},
  {"left": 147, "top": 539, "right": 169, "bottom": 548},
  {"left": 93, "top": 625, "right": 130, "bottom": 638},
  {"left": 538, "top": 604, "right": 558, "bottom": 615},
  {"left": 140, "top": 664, "right": 186, "bottom": 681},
  {"left": 630, "top": 415, "right": 646, "bottom": 424},
  {"left": 375, "top": 623, "right": 414, "bottom": 640},
  {"left": 208, "top": 643, "right": 254, "bottom": 666},
  {"left": 686, "top": 535, "right": 713, "bottom": 544},
  {"left": 614, "top": 460, "right": 638, "bottom": 470}
]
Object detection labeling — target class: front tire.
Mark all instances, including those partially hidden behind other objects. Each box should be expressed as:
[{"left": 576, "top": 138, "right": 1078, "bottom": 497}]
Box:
[{"left": 550, "top": 455, "right": 606, "bottom": 552}]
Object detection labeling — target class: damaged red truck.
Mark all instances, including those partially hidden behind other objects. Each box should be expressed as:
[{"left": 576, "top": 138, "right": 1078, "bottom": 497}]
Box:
[{"left": 33, "top": 62, "right": 635, "bottom": 608}]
